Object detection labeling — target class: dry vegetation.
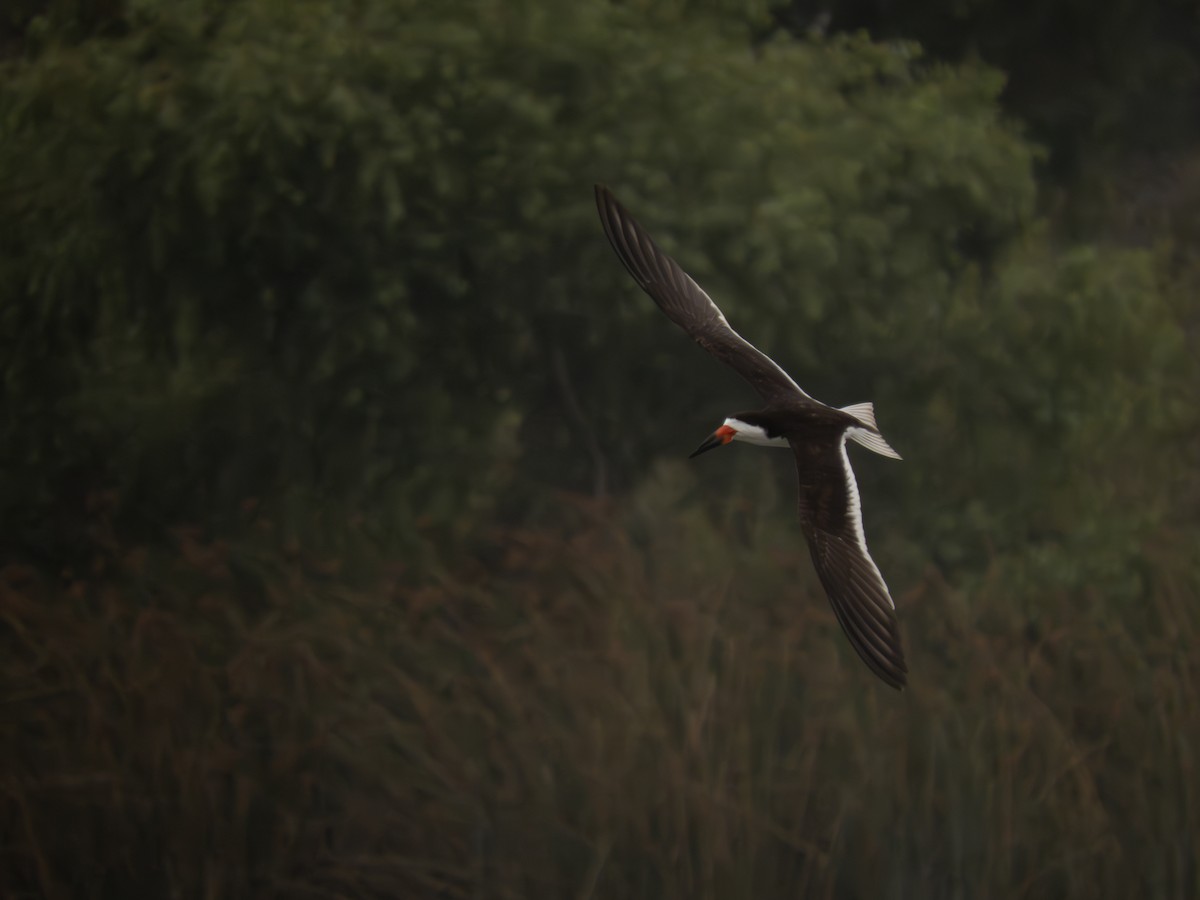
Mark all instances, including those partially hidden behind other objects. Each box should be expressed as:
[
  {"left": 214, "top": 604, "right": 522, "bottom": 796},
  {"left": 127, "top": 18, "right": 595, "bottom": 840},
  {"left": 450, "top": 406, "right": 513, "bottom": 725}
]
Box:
[{"left": 5, "top": 472, "right": 1197, "bottom": 899}]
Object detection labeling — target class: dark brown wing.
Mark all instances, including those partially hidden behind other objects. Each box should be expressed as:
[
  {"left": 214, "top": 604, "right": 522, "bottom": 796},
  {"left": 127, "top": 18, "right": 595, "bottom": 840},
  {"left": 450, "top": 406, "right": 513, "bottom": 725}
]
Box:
[
  {"left": 792, "top": 434, "right": 908, "bottom": 689},
  {"left": 595, "top": 185, "right": 811, "bottom": 403}
]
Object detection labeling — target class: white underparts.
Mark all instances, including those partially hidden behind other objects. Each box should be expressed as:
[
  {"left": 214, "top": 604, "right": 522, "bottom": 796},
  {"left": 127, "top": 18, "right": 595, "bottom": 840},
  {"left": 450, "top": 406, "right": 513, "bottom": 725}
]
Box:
[
  {"left": 840, "top": 403, "right": 902, "bottom": 459},
  {"left": 838, "top": 433, "right": 896, "bottom": 609},
  {"left": 724, "top": 417, "right": 789, "bottom": 448},
  {"left": 840, "top": 401, "right": 879, "bottom": 428}
]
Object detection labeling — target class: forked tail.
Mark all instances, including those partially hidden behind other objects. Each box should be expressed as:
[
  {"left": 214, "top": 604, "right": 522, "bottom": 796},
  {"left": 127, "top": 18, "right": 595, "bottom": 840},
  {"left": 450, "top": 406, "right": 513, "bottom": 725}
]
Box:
[{"left": 840, "top": 402, "right": 902, "bottom": 459}]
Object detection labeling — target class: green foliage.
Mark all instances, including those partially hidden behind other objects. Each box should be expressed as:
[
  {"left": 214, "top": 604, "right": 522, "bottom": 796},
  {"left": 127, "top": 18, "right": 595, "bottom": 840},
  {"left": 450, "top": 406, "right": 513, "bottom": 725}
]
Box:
[
  {"left": 889, "top": 236, "right": 1189, "bottom": 585},
  {"left": 2, "top": 0, "right": 1049, "bottom": 561}
]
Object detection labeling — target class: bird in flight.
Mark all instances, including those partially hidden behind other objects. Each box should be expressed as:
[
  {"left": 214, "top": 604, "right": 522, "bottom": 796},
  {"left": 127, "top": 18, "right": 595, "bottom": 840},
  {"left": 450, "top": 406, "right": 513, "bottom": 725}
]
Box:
[{"left": 595, "top": 185, "right": 908, "bottom": 689}]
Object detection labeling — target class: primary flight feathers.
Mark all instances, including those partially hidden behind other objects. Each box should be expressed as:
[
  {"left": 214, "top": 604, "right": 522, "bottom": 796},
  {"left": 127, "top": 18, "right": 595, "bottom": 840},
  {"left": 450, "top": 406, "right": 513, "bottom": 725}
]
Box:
[{"left": 595, "top": 184, "right": 908, "bottom": 689}]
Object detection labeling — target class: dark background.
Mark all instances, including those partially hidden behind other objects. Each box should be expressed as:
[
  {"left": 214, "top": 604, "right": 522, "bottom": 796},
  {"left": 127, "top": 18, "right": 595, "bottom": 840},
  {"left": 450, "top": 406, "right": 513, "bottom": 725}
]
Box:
[{"left": 2, "top": 1, "right": 1198, "bottom": 897}]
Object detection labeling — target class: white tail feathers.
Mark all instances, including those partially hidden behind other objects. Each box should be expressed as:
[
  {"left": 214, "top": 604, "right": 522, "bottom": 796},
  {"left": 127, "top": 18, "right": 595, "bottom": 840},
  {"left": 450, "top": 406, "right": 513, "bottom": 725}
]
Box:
[
  {"left": 841, "top": 402, "right": 902, "bottom": 460},
  {"left": 840, "top": 402, "right": 879, "bottom": 429}
]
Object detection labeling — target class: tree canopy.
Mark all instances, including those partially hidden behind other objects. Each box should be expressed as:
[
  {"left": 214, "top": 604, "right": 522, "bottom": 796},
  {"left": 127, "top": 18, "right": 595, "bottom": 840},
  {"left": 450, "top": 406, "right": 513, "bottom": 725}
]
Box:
[{"left": 4, "top": 0, "right": 1186, "bottom": 573}]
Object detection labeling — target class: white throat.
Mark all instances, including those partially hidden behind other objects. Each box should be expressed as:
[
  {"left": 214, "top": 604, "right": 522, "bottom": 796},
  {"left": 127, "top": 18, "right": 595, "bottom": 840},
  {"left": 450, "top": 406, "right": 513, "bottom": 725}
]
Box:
[{"left": 725, "top": 417, "right": 789, "bottom": 448}]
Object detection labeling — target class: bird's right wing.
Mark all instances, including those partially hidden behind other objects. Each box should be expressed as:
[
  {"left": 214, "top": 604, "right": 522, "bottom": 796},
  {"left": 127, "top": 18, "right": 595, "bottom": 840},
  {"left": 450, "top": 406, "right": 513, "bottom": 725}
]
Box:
[
  {"left": 792, "top": 434, "right": 908, "bottom": 689},
  {"left": 595, "top": 185, "right": 811, "bottom": 403}
]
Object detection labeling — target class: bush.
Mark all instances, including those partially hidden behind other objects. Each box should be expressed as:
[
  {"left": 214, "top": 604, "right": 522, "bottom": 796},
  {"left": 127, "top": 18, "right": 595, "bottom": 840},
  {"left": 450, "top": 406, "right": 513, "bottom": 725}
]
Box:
[{"left": 1, "top": 0, "right": 1041, "bottom": 561}]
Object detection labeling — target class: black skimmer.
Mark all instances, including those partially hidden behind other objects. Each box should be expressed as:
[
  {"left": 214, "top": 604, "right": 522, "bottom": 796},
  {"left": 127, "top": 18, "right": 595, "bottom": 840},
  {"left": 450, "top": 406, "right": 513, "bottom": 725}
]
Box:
[{"left": 595, "top": 185, "right": 908, "bottom": 690}]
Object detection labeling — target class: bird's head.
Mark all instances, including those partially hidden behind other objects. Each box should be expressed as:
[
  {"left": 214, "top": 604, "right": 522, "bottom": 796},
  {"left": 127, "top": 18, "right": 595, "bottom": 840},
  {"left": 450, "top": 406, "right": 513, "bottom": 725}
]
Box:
[{"left": 689, "top": 415, "right": 788, "bottom": 457}]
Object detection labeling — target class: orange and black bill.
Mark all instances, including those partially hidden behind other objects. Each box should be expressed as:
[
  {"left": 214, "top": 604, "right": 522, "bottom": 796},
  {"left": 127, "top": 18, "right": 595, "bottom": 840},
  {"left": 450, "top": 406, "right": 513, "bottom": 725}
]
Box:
[{"left": 688, "top": 425, "right": 735, "bottom": 458}]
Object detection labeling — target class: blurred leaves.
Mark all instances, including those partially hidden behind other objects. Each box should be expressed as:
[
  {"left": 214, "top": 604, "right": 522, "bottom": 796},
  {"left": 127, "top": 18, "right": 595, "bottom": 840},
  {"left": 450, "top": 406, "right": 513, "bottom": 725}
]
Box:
[
  {"left": 0, "top": 0, "right": 1190, "bottom": 621},
  {"left": 2, "top": 0, "right": 1050, "bottom": 558}
]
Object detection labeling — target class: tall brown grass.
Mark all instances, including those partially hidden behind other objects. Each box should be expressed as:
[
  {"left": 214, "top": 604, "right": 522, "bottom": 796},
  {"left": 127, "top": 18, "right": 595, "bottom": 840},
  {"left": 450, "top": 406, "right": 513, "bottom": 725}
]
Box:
[{"left": 3, "top": 473, "right": 1197, "bottom": 898}]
